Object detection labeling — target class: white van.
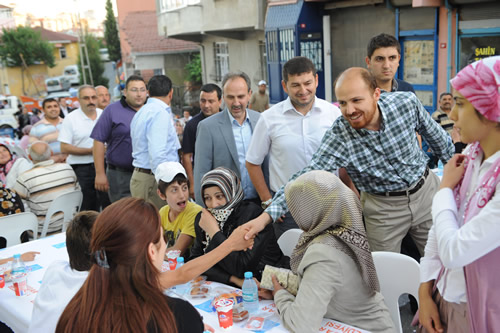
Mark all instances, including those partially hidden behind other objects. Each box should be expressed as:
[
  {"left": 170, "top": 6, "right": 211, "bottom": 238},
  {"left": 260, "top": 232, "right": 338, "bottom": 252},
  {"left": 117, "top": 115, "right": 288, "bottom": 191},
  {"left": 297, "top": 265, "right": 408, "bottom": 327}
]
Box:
[
  {"left": 45, "top": 76, "right": 71, "bottom": 93},
  {"left": 63, "top": 65, "right": 80, "bottom": 85}
]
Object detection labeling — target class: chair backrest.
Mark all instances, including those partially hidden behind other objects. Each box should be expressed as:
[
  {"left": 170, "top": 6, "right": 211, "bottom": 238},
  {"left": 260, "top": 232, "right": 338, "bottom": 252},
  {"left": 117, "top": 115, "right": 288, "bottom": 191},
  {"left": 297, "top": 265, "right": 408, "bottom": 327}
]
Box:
[
  {"left": 40, "top": 190, "right": 83, "bottom": 238},
  {"left": 372, "top": 251, "right": 420, "bottom": 333},
  {"left": 0, "top": 212, "right": 38, "bottom": 247},
  {"left": 277, "top": 228, "right": 303, "bottom": 257}
]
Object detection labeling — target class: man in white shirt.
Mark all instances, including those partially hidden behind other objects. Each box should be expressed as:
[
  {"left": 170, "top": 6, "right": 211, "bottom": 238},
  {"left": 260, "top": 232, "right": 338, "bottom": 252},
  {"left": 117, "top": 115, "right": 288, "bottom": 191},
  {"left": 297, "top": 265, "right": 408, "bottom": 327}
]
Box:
[
  {"left": 246, "top": 56, "right": 341, "bottom": 237},
  {"left": 29, "top": 211, "right": 98, "bottom": 333},
  {"left": 59, "top": 85, "right": 110, "bottom": 211}
]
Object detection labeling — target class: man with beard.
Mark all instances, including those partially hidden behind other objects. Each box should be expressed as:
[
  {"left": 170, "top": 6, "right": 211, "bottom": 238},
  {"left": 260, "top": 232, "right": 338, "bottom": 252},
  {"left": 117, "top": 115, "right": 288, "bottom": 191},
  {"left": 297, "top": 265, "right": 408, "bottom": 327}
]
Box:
[
  {"left": 59, "top": 85, "right": 110, "bottom": 211},
  {"left": 91, "top": 75, "right": 147, "bottom": 202},
  {"left": 194, "top": 72, "right": 264, "bottom": 206},
  {"left": 432, "top": 92, "right": 466, "bottom": 153}
]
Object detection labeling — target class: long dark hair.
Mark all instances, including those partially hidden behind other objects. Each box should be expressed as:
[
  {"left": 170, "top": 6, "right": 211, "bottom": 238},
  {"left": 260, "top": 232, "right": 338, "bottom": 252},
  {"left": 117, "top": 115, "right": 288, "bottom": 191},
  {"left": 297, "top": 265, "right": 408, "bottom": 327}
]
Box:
[{"left": 56, "top": 198, "right": 177, "bottom": 333}]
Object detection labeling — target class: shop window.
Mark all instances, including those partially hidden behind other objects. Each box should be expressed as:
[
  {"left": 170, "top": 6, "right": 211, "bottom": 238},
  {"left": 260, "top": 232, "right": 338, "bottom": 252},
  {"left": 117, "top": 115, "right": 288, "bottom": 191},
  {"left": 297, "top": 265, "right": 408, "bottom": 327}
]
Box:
[
  {"left": 460, "top": 35, "right": 500, "bottom": 69},
  {"left": 300, "top": 32, "right": 322, "bottom": 72}
]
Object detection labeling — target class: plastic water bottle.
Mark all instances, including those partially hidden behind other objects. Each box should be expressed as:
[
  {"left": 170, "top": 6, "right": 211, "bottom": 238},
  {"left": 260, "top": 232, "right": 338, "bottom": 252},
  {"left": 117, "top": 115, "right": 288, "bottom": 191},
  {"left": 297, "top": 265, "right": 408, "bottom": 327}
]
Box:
[
  {"left": 437, "top": 160, "right": 444, "bottom": 177},
  {"left": 11, "top": 254, "right": 26, "bottom": 275},
  {"left": 242, "top": 271, "right": 259, "bottom": 313},
  {"left": 175, "top": 257, "right": 190, "bottom": 295}
]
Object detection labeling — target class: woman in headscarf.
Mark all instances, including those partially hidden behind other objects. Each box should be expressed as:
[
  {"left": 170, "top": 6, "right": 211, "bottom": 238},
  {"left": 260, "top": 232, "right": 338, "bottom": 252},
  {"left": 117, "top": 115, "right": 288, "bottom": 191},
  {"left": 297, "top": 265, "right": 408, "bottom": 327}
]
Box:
[
  {"left": 261, "top": 170, "right": 394, "bottom": 333},
  {"left": 0, "top": 143, "right": 31, "bottom": 188},
  {"left": 418, "top": 56, "right": 500, "bottom": 333},
  {"left": 189, "top": 167, "right": 285, "bottom": 287}
]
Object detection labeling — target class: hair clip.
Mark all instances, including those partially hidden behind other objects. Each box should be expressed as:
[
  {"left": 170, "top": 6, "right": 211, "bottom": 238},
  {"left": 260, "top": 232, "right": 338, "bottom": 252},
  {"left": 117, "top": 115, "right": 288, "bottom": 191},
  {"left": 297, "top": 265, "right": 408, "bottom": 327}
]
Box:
[{"left": 95, "top": 248, "right": 110, "bottom": 269}]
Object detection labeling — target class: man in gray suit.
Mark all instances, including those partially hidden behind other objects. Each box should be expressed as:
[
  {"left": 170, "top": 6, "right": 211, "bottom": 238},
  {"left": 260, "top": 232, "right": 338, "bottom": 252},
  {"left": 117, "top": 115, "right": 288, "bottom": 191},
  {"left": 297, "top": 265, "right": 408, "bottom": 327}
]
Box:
[{"left": 194, "top": 72, "right": 264, "bottom": 206}]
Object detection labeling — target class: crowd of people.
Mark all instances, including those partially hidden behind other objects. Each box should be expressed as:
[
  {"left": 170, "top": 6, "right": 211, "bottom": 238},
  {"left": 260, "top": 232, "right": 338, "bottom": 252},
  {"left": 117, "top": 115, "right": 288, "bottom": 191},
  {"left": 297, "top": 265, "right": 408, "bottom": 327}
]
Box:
[{"left": 0, "top": 31, "right": 499, "bottom": 333}]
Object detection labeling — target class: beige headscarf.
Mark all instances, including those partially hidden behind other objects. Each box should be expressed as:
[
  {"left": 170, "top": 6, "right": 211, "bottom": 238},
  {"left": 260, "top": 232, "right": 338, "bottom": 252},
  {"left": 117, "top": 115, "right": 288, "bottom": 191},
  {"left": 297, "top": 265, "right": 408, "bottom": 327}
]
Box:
[{"left": 285, "top": 170, "right": 380, "bottom": 293}]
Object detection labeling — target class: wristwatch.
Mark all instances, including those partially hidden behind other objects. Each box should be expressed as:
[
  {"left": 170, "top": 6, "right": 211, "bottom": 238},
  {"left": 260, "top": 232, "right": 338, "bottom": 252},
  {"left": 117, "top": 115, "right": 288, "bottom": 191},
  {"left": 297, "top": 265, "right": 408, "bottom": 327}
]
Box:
[{"left": 261, "top": 198, "right": 273, "bottom": 209}]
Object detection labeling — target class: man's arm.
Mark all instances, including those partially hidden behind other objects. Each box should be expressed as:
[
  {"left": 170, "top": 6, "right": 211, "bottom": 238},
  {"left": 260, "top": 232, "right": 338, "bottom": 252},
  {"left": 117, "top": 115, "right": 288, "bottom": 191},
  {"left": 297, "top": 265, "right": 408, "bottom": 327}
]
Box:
[
  {"left": 182, "top": 152, "right": 195, "bottom": 199},
  {"left": 246, "top": 161, "right": 272, "bottom": 202},
  {"left": 93, "top": 140, "right": 108, "bottom": 192},
  {"left": 60, "top": 142, "right": 92, "bottom": 155}
]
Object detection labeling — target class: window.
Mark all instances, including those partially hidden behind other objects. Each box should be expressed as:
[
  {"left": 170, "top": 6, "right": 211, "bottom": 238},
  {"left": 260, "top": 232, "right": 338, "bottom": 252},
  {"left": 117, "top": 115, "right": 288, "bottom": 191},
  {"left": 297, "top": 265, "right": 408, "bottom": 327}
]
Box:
[
  {"left": 214, "top": 42, "right": 229, "bottom": 82},
  {"left": 279, "top": 29, "right": 295, "bottom": 63},
  {"left": 266, "top": 30, "right": 278, "bottom": 63},
  {"left": 460, "top": 35, "right": 500, "bottom": 69},
  {"left": 259, "top": 40, "right": 268, "bottom": 83},
  {"left": 154, "top": 68, "right": 164, "bottom": 75},
  {"left": 160, "top": 0, "right": 201, "bottom": 12},
  {"left": 300, "top": 40, "right": 322, "bottom": 71},
  {"left": 59, "top": 47, "right": 67, "bottom": 59}
]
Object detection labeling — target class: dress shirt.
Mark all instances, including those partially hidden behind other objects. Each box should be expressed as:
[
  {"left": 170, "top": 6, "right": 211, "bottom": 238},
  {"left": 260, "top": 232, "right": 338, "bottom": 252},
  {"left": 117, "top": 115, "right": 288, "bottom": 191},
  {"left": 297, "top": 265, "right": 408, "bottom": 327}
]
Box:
[
  {"left": 90, "top": 97, "right": 137, "bottom": 170},
  {"left": 246, "top": 97, "right": 341, "bottom": 192},
  {"left": 265, "top": 91, "right": 455, "bottom": 221},
  {"left": 228, "top": 111, "right": 258, "bottom": 200},
  {"left": 420, "top": 148, "right": 500, "bottom": 303},
  {"left": 130, "top": 97, "right": 180, "bottom": 171},
  {"left": 58, "top": 108, "right": 103, "bottom": 165}
]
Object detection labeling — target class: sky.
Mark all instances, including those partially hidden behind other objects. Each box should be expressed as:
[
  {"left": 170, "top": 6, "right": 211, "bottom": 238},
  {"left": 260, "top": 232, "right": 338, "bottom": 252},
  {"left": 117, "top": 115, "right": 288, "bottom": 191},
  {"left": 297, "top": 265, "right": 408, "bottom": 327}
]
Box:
[{"left": 5, "top": 0, "right": 118, "bottom": 22}]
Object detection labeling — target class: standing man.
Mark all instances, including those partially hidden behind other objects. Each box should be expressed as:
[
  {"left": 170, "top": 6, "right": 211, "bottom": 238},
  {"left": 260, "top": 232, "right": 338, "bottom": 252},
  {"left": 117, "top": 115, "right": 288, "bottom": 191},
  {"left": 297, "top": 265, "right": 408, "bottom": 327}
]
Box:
[
  {"left": 246, "top": 56, "right": 341, "bottom": 236},
  {"left": 194, "top": 72, "right": 264, "bottom": 206},
  {"left": 244, "top": 68, "right": 454, "bottom": 255},
  {"left": 58, "top": 85, "right": 110, "bottom": 211},
  {"left": 96, "top": 86, "right": 111, "bottom": 110},
  {"left": 249, "top": 80, "right": 269, "bottom": 112},
  {"left": 181, "top": 83, "right": 222, "bottom": 200},
  {"left": 30, "top": 98, "right": 67, "bottom": 163},
  {"left": 91, "top": 75, "right": 147, "bottom": 203},
  {"left": 58, "top": 97, "right": 73, "bottom": 118},
  {"left": 365, "top": 33, "right": 415, "bottom": 93},
  {"left": 130, "top": 75, "right": 180, "bottom": 209}
]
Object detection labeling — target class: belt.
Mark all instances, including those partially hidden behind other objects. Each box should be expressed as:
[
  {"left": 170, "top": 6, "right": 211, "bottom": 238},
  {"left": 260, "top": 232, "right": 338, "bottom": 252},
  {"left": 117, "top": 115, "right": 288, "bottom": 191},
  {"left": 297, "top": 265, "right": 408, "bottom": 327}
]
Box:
[
  {"left": 373, "top": 168, "right": 429, "bottom": 197},
  {"left": 134, "top": 167, "right": 153, "bottom": 175},
  {"left": 108, "top": 164, "right": 133, "bottom": 173}
]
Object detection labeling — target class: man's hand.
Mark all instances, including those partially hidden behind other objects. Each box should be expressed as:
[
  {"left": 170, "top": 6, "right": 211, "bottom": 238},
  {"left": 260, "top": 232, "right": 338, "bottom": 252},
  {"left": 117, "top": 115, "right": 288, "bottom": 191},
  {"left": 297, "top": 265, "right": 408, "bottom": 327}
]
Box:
[
  {"left": 271, "top": 275, "right": 283, "bottom": 297},
  {"left": 255, "top": 278, "right": 273, "bottom": 300},
  {"left": 440, "top": 154, "right": 466, "bottom": 190},
  {"left": 243, "top": 213, "right": 272, "bottom": 242},
  {"left": 226, "top": 225, "right": 254, "bottom": 251},
  {"left": 21, "top": 251, "right": 39, "bottom": 262},
  {"left": 95, "top": 172, "right": 110, "bottom": 192},
  {"left": 199, "top": 209, "right": 220, "bottom": 238}
]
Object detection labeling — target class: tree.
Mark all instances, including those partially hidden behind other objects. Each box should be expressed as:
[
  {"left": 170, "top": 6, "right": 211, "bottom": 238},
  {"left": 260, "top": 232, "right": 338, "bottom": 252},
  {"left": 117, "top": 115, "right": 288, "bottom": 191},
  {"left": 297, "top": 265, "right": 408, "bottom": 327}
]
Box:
[
  {"left": 78, "top": 33, "right": 109, "bottom": 87},
  {"left": 104, "top": 0, "right": 121, "bottom": 62},
  {"left": 0, "top": 27, "right": 55, "bottom": 94},
  {"left": 185, "top": 53, "right": 202, "bottom": 84}
]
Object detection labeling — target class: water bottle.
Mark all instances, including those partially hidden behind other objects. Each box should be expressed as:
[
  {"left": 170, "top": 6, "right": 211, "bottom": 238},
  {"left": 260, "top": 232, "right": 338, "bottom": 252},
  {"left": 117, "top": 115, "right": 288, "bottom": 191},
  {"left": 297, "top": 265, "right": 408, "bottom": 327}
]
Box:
[
  {"left": 242, "top": 271, "right": 259, "bottom": 313},
  {"left": 175, "top": 257, "right": 190, "bottom": 295},
  {"left": 437, "top": 160, "right": 444, "bottom": 177},
  {"left": 11, "top": 254, "right": 26, "bottom": 276}
]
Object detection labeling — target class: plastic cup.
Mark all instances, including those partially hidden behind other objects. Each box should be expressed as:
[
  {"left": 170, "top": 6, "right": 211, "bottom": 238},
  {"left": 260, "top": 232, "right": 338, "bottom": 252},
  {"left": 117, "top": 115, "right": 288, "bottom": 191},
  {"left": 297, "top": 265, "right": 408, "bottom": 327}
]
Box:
[
  {"left": 166, "top": 250, "right": 181, "bottom": 270},
  {"left": 214, "top": 298, "right": 234, "bottom": 329},
  {"left": 0, "top": 267, "right": 5, "bottom": 289},
  {"left": 12, "top": 273, "right": 27, "bottom": 296}
]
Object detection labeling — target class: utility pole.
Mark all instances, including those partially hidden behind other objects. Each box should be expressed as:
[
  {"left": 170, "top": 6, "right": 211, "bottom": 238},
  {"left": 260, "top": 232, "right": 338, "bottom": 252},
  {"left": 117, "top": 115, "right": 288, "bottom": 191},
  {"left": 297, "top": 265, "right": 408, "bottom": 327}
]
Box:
[{"left": 74, "top": 0, "right": 93, "bottom": 86}]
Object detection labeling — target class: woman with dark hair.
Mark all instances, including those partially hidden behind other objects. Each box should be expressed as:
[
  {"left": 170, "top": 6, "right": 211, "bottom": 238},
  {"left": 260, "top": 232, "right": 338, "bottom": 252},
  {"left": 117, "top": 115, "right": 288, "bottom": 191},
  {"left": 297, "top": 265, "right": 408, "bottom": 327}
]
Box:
[
  {"left": 0, "top": 143, "right": 31, "bottom": 188},
  {"left": 56, "top": 197, "right": 253, "bottom": 332},
  {"left": 190, "top": 167, "right": 284, "bottom": 287}
]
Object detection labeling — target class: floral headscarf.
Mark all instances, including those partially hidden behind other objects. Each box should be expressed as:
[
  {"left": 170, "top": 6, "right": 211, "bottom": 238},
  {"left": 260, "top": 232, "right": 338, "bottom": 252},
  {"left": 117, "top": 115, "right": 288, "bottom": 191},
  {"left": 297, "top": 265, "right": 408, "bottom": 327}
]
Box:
[
  {"left": 285, "top": 170, "right": 380, "bottom": 292},
  {"left": 0, "top": 144, "right": 16, "bottom": 184}
]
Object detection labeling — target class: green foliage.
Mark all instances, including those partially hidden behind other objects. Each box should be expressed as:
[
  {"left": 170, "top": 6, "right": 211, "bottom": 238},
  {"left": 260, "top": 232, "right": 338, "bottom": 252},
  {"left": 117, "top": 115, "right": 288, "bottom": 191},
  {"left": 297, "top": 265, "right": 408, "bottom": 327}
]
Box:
[
  {"left": 77, "top": 33, "right": 109, "bottom": 87},
  {"left": 0, "top": 26, "right": 55, "bottom": 67},
  {"left": 104, "top": 0, "right": 121, "bottom": 62},
  {"left": 185, "top": 53, "right": 202, "bottom": 84}
]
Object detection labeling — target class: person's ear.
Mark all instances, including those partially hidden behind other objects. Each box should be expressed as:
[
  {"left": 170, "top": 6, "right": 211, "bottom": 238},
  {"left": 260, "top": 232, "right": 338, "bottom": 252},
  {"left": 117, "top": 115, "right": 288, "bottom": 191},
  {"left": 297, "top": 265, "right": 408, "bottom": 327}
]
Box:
[
  {"left": 148, "top": 242, "right": 156, "bottom": 262},
  {"left": 157, "top": 189, "right": 167, "bottom": 201},
  {"left": 365, "top": 56, "right": 371, "bottom": 68}
]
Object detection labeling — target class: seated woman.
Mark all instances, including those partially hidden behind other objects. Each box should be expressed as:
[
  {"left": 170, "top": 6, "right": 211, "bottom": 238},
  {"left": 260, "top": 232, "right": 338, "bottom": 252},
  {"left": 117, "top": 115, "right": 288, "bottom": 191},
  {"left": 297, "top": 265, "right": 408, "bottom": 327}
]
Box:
[
  {"left": 418, "top": 56, "right": 500, "bottom": 333},
  {"left": 261, "top": 170, "right": 394, "bottom": 333},
  {"left": 0, "top": 143, "right": 31, "bottom": 188},
  {"left": 56, "top": 198, "right": 206, "bottom": 333},
  {"left": 190, "top": 167, "right": 285, "bottom": 287}
]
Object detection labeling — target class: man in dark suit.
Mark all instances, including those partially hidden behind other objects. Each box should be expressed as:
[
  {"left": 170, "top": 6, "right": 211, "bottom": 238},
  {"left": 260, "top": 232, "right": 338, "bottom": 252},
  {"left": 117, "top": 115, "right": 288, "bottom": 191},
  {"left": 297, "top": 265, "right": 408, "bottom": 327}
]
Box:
[
  {"left": 194, "top": 71, "right": 266, "bottom": 207},
  {"left": 58, "top": 97, "right": 74, "bottom": 119}
]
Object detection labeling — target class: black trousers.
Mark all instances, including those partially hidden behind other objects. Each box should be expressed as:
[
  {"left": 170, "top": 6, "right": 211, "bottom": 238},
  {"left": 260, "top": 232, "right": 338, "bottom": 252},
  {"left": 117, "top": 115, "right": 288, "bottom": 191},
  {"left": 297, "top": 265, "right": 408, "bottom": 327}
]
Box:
[{"left": 71, "top": 163, "right": 110, "bottom": 211}]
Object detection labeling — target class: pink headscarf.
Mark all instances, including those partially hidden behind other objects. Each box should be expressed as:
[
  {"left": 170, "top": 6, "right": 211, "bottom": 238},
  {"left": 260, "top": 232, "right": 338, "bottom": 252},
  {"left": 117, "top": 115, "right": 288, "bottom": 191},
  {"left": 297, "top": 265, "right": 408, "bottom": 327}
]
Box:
[{"left": 450, "top": 55, "right": 500, "bottom": 123}]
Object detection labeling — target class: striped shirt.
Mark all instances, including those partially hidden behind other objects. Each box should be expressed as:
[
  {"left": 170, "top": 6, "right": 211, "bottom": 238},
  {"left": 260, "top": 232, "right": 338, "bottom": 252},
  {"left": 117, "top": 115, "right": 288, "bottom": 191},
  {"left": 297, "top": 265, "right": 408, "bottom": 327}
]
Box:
[
  {"left": 431, "top": 108, "right": 454, "bottom": 136},
  {"left": 266, "top": 91, "right": 455, "bottom": 221},
  {"left": 13, "top": 160, "right": 80, "bottom": 233},
  {"left": 29, "top": 118, "right": 64, "bottom": 154}
]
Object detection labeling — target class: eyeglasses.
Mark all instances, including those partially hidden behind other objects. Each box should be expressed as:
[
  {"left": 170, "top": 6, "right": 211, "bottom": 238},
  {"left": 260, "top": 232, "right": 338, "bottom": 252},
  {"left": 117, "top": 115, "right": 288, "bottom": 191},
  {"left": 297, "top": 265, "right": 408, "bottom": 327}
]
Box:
[{"left": 129, "top": 88, "right": 147, "bottom": 93}]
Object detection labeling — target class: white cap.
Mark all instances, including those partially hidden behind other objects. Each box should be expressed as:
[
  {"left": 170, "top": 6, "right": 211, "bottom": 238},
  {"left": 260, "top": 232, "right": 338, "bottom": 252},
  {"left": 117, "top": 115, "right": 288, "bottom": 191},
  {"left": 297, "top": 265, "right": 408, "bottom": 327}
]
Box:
[
  {"left": 155, "top": 162, "right": 187, "bottom": 184},
  {"left": 258, "top": 80, "right": 267, "bottom": 86}
]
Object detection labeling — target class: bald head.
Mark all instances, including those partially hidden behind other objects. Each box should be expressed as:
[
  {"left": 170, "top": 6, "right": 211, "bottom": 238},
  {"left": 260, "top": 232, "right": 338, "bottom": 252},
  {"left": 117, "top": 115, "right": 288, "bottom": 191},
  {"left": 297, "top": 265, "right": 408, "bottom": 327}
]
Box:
[
  {"left": 96, "top": 85, "right": 110, "bottom": 109},
  {"left": 29, "top": 141, "right": 52, "bottom": 163},
  {"left": 335, "top": 67, "right": 377, "bottom": 95}
]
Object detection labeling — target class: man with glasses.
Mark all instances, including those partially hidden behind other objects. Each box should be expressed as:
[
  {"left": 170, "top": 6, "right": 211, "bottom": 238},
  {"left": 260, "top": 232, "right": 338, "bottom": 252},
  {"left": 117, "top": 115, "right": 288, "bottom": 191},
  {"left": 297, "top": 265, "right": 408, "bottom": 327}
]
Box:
[{"left": 90, "top": 75, "right": 147, "bottom": 202}]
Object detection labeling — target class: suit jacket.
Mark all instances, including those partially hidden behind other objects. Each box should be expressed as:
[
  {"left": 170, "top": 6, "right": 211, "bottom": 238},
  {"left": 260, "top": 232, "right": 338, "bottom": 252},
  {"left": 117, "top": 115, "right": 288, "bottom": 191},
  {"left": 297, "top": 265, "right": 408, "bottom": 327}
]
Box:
[{"left": 193, "top": 108, "right": 268, "bottom": 206}]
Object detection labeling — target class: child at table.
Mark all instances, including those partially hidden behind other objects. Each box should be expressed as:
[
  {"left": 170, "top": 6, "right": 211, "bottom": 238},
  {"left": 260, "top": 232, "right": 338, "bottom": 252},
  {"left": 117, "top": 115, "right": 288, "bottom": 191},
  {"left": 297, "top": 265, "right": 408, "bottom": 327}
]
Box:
[
  {"left": 156, "top": 162, "right": 201, "bottom": 257},
  {"left": 29, "top": 211, "right": 98, "bottom": 333},
  {"left": 189, "top": 167, "right": 285, "bottom": 287},
  {"left": 418, "top": 55, "right": 500, "bottom": 333}
]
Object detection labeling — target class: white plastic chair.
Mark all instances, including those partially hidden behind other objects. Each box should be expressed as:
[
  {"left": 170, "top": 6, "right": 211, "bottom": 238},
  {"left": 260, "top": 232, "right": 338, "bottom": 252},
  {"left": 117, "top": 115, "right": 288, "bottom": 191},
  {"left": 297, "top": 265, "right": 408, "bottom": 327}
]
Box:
[
  {"left": 0, "top": 212, "right": 38, "bottom": 247},
  {"left": 40, "top": 190, "right": 83, "bottom": 238},
  {"left": 372, "top": 251, "right": 420, "bottom": 333},
  {"left": 277, "top": 228, "right": 303, "bottom": 257}
]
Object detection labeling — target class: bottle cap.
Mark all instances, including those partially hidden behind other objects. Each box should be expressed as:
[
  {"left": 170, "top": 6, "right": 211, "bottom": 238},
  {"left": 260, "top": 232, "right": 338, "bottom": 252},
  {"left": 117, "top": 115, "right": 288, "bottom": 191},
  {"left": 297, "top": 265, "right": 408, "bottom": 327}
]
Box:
[
  {"left": 13, "top": 254, "right": 20, "bottom": 258},
  {"left": 244, "top": 271, "right": 253, "bottom": 279},
  {"left": 177, "top": 257, "right": 184, "bottom": 263}
]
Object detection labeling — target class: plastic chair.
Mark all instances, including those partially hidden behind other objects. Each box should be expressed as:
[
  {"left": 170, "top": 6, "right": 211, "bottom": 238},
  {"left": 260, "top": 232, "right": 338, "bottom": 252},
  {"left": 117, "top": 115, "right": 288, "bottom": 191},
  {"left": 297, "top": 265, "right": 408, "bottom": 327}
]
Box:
[
  {"left": 40, "top": 190, "right": 83, "bottom": 238},
  {"left": 0, "top": 212, "right": 38, "bottom": 247},
  {"left": 277, "top": 228, "right": 303, "bottom": 257},
  {"left": 372, "top": 251, "right": 421, "bottom": 333}
]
